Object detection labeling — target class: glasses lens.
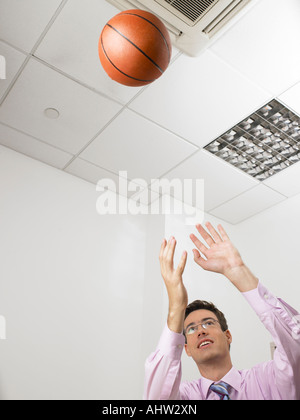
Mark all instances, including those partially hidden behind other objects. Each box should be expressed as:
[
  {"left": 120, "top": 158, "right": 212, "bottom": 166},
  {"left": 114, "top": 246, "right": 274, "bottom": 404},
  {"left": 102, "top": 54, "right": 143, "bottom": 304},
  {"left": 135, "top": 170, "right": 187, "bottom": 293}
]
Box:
[
  {"left": 186, "top": 326, "right": 196, "bottom": 335},
  {"left": 203, "top": 320, "right": 217, "bottom": 328},
  {"left": 186, "top": 319, "right": 218, "bottom": 335}
]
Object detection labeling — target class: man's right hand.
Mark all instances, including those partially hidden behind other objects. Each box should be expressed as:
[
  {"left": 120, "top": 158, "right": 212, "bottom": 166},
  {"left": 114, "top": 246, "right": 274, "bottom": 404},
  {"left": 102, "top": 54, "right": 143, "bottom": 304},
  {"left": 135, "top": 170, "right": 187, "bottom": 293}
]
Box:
[{"left": 159, "top": 237, "right": 188, "bottom": 333}]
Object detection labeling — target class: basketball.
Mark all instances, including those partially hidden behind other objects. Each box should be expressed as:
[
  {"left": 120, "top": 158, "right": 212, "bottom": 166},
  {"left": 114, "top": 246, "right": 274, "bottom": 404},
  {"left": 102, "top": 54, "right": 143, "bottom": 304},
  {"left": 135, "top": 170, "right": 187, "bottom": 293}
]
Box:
[{"left": 98, "top": 9, "right": 172, "bottom": 87}]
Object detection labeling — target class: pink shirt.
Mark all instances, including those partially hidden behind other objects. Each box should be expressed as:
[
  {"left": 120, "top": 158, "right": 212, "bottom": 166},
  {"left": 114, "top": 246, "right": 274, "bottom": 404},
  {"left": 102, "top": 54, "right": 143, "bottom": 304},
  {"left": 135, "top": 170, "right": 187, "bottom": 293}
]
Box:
[{"left": 144, "top": 282, "right": 300, "bottom": 400}]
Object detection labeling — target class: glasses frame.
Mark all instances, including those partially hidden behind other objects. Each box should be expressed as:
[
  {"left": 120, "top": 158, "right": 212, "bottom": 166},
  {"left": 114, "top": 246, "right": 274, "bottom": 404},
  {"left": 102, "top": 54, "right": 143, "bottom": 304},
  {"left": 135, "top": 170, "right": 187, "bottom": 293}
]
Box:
[{"left": 184, "top": 318, "right": 220, "bottom": 336}]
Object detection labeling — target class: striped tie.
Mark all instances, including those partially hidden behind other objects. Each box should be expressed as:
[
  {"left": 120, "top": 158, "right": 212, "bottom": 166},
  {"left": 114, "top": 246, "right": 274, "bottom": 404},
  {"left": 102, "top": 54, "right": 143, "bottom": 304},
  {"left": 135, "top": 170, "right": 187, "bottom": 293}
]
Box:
[{"left": 209, "top": 381, "right": 231, "bottom": 400}]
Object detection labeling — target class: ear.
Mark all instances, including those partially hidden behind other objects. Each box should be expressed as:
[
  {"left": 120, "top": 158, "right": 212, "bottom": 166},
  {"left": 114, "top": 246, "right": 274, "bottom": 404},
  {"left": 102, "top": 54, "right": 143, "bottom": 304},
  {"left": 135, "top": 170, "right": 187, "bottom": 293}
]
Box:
[
  {"left": 225, "top": 330, "right": 232, "bottom": 346},
  {"left": 184, "top": 343, "right": 192, "bottom": 357}
]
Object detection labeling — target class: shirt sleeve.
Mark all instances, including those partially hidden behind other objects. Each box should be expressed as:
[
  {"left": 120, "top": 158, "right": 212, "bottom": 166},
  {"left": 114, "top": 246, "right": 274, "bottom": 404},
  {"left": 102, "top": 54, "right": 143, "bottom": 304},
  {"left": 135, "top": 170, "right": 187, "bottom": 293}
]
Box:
[
  {"left": 242, "top": 281, "right": 300, "bottom": 400},
  {"left": 143, "top": 323, "right": 185, "bottom": 400}
]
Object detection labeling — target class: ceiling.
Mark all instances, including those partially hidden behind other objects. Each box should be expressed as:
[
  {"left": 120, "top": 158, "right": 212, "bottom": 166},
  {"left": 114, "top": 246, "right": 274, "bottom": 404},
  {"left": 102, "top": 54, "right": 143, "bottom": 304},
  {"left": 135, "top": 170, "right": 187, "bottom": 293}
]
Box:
[{"left": 1, "top": 0, "right": 300, "bottom": 224}]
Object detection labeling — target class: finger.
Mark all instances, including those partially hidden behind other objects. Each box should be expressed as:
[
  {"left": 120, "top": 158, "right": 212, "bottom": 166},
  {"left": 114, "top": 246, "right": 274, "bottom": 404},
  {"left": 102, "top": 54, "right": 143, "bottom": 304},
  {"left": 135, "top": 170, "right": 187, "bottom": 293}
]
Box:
[
  {"left": 176, "top": 250, "right": 187, "bottom": 275},
  {"left": 193, "top": 249, "right": 209, "bottom": 270},
  {"left": 165, "top": 237, "right": 176, "bottom": 267},
  {"left": 218, "top": 224, "right": 230, "bottom": 241},
  {"left": 190, "top": 233, "right": 209, "bottom": 256},
  {"left": 205, "top": 221, "right": 222, "bottom": 243},
  {"left": 166, "top": 237, "right": 176, "bottom": 260},
  {"left": 159, "top": 239, "right": 167, "bottom": 260},
  {"left": 192, "top": 248, "right": 201, "bottom": 261},
  {"left": 162, "top": 236, "right": 173, "bottom": 258},
  {"left": 195, "top": 224, "right": 214, "bottom": 246}
]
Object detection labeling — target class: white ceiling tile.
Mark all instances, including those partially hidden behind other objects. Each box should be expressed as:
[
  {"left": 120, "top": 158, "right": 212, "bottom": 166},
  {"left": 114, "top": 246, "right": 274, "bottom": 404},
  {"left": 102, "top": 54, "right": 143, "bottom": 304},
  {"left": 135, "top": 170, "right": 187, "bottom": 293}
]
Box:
[
  {"left": 161, "top": 150, "right": 259, "bottom": 211},
  {"left": 129, "top": 49, "right": 270, "bottom": 147},
  {"left": 65, "top": 158, "right": 140, "bottom": 199},
  {"left": 0, "top": 0, "right": 62, "bottom": 52},
  {"left": 0, "top": 58, "right": 122, "bottom": 154},
  {"left": 66, "top": 158, "right": 119, "bottom": 186},
  {"left": 80, "top": 108, "right": 198, "bottom": 184},
  {"left": 211, "top": 0, "right": 300, "bottom": 96},
  {"left": 263, "top": 161, "right": 300, "bottom": 198},
  {"left": 209, "top": 184, "right": 286, "bottom": 225},
  {"left": 278, "top": 82, "right": 300, "bottom": 117},
  {"left": 0, "top": 41, "right": 27, "bottom": 100},
  {"left": 0, "top": 122, "right": 72, "bottom": 169},
  {"left": 35, "top": 0, "right": 144, "bottom": 104}
]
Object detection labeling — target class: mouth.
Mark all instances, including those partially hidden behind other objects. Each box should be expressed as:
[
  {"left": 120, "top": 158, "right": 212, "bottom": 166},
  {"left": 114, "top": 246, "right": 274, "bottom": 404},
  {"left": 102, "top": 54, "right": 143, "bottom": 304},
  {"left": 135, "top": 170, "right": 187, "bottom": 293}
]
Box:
[{"left": 198, "top": 339, "right": 213, "bottom": 349}]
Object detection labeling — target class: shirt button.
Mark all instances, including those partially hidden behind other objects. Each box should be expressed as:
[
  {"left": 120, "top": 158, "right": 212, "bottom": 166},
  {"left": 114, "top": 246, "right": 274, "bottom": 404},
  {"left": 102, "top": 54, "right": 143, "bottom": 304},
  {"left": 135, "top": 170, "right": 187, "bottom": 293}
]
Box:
[
  {"left": 264, "top": 294, "right": 269, "bottom": 300},
  {"left": 177, "top": 344, "right": 183, "bottom": 349}
]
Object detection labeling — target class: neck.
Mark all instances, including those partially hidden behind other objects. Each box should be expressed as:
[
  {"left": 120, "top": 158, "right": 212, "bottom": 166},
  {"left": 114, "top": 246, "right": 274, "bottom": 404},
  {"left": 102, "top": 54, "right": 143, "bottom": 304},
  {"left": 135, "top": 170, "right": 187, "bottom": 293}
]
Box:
[{"left": 197, "top": 356, "right": 233, "bottom": 382}]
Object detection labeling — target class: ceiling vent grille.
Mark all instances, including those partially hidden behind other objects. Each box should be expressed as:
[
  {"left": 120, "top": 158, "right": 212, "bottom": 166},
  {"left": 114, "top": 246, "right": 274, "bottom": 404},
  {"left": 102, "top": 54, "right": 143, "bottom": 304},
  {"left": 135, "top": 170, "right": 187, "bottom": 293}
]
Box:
[
  {"left": 105, "top": 0, "right": 254, "bottom": 56},
  {"left": 157, "top": 0, "right": 217, "bottom": 25},
  {"left": 204, "top": 100, "right": 300, "bottom": 181}
]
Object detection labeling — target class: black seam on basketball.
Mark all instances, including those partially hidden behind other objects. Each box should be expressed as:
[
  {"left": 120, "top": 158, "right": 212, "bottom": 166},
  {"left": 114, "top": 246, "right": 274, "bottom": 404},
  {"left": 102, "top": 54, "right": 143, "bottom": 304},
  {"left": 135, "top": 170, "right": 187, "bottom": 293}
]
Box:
[
  {"left": 121, "top": 12, "right": 171, "bottom": 63},
  {"left": 101, "top": 34, "right": 155, "bottom": 83},
  {"left": 107, "top": 23, "right": 164, "bottom": 74}
]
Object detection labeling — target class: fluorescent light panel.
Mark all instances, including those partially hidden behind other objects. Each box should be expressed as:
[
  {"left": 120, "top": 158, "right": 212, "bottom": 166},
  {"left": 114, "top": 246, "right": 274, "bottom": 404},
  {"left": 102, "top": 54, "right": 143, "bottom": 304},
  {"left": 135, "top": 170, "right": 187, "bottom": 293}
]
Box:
[{"left": 204, "top": 99, "right": 300, "bottom": 180}]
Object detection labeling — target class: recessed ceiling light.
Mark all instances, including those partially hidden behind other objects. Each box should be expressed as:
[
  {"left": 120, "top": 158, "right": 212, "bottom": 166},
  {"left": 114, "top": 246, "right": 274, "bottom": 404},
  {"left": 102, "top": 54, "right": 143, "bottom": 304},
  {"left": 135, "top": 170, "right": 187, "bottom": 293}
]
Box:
[
  {"left": 44, "top": 108, "right": 60, "bottom": 119},
  {"left": 204, "top": 99, "right": 300, "bottom": 180}
]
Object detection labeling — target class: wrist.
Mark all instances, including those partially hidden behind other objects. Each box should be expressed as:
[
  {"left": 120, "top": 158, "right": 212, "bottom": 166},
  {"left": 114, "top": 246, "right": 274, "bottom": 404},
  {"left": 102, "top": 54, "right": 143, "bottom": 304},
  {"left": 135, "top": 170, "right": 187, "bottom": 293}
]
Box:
[
  {"left": 167, "top": 307, "right": 186, "bottom": 334},
  {"left": 224, "top": 264, "right": 259, "bottom": 293},
  {"left": 224, "top": 261, "right": 246, "bottom": 280}
]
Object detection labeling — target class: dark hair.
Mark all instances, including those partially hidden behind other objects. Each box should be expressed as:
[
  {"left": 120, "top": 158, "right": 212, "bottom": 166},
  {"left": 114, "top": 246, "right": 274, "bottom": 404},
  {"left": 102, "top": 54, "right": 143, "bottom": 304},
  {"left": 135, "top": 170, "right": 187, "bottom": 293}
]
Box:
[{"left": 184, "top": 300, "right": 229, "bottom": 342}]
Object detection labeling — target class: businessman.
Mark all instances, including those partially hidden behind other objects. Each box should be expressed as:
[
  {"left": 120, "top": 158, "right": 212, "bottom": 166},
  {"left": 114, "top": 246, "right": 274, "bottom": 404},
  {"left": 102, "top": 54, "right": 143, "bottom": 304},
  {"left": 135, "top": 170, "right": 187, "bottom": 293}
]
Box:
[{"left": 144, "top": 222, "right": 300, "bottom": 400}]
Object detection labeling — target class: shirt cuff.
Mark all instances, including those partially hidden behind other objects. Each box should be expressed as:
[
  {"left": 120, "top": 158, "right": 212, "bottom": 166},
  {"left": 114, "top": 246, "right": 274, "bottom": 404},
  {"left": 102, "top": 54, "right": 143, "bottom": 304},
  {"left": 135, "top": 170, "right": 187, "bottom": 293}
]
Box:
[
  {"left": 242, "top": 280, "right": 280, "bottom": 315},
  {"left": 157, "top": 323, "right": 185, "bottom": 359}
]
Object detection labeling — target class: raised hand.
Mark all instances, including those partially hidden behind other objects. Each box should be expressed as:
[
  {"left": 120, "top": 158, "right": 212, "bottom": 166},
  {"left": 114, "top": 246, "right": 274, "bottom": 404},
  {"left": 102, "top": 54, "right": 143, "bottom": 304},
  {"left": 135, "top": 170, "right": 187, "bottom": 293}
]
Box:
[
  {"left": 190, "top": 222, "right": 258, "bottom": 292},
  {"left": 190, "top": 222, "right": 243, "bottom": 277},
  {"left": 159, "top": 237, "right": 188, "bottom": 333}
]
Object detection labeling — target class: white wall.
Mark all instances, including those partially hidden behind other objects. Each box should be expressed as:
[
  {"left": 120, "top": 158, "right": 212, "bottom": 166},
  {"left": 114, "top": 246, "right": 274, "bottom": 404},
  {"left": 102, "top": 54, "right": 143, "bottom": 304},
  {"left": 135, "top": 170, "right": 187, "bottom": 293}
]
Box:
[{"left": 0, "top": 145, "right": 163, "bottom": 400}]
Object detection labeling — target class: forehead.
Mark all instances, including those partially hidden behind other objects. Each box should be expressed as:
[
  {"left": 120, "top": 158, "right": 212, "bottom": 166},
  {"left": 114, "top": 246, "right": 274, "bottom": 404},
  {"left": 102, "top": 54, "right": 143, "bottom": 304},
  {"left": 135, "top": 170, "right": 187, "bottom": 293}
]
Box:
[{"left": 184, "top": 309, "right": 217, "bottom": 329}]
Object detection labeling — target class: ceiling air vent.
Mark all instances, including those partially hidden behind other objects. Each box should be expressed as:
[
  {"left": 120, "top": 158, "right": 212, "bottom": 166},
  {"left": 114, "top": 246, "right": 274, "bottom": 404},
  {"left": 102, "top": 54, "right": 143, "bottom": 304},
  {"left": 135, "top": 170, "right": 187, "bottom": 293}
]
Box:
[
  {"left": 157, "top": 0, "right": 217, "bottom": 26},
  {"left": 105, "top": 0, "right": 256, "bottom": 56}
]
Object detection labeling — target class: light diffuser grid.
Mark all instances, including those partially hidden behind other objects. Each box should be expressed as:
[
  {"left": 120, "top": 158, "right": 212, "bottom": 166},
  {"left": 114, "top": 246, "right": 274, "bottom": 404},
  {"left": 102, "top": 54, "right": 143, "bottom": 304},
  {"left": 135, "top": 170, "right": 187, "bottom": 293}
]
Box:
[{"left": 204, "top": 100, "right": 300, "bottom": 180}]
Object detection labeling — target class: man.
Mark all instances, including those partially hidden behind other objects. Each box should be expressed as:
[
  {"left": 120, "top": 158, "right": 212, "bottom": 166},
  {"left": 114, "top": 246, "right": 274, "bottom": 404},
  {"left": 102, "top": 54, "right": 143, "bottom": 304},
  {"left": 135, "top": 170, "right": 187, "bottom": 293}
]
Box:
[{"left": 143, "top": 222, "right": 300, "bottom": 400}]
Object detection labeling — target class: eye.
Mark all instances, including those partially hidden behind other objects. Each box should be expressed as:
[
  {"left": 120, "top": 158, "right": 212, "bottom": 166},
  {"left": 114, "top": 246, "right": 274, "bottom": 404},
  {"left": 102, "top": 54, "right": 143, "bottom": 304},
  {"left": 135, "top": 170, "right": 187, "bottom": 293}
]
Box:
[
  {"left": 187, "top": 326, "right": 196, "bottom": 335},
  {"left": 206, "top": 321, "right": 215, "bottom": 326}
]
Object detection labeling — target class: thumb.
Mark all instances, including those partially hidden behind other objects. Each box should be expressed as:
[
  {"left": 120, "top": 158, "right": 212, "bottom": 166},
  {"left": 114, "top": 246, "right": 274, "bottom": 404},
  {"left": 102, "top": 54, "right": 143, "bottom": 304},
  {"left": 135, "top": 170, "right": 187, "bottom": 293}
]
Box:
[{"left": 193, "top": 249, "right": 208, "bottom": 270}]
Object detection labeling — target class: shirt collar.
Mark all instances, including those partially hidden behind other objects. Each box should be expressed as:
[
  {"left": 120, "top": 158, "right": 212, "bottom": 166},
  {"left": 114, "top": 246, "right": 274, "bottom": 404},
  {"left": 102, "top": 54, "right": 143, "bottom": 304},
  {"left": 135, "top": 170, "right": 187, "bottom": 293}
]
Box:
[{"left": 201, "top": 367, "right": 242, "bottom": 398}]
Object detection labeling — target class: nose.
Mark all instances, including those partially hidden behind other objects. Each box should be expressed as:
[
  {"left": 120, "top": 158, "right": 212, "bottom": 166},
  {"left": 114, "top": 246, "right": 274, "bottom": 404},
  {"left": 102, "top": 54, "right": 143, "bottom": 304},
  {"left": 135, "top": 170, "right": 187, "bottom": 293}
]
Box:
[{"left": 197, "top": 326, "right": 208, "bottom": 336}]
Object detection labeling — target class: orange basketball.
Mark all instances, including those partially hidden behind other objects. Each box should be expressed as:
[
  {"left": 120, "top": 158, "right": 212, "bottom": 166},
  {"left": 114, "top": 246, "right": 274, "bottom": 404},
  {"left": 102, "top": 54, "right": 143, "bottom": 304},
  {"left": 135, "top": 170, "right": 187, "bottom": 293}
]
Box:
[{"left": 98, "top": 9, "right": 172, "bottom": 87}]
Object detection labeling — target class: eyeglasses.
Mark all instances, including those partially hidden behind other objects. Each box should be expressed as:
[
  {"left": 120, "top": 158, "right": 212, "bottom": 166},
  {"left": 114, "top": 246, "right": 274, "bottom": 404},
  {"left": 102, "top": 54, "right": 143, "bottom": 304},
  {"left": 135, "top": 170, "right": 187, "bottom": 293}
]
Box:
[{"left": 184, "top": 319, "right": 220, "bottom": 336}]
